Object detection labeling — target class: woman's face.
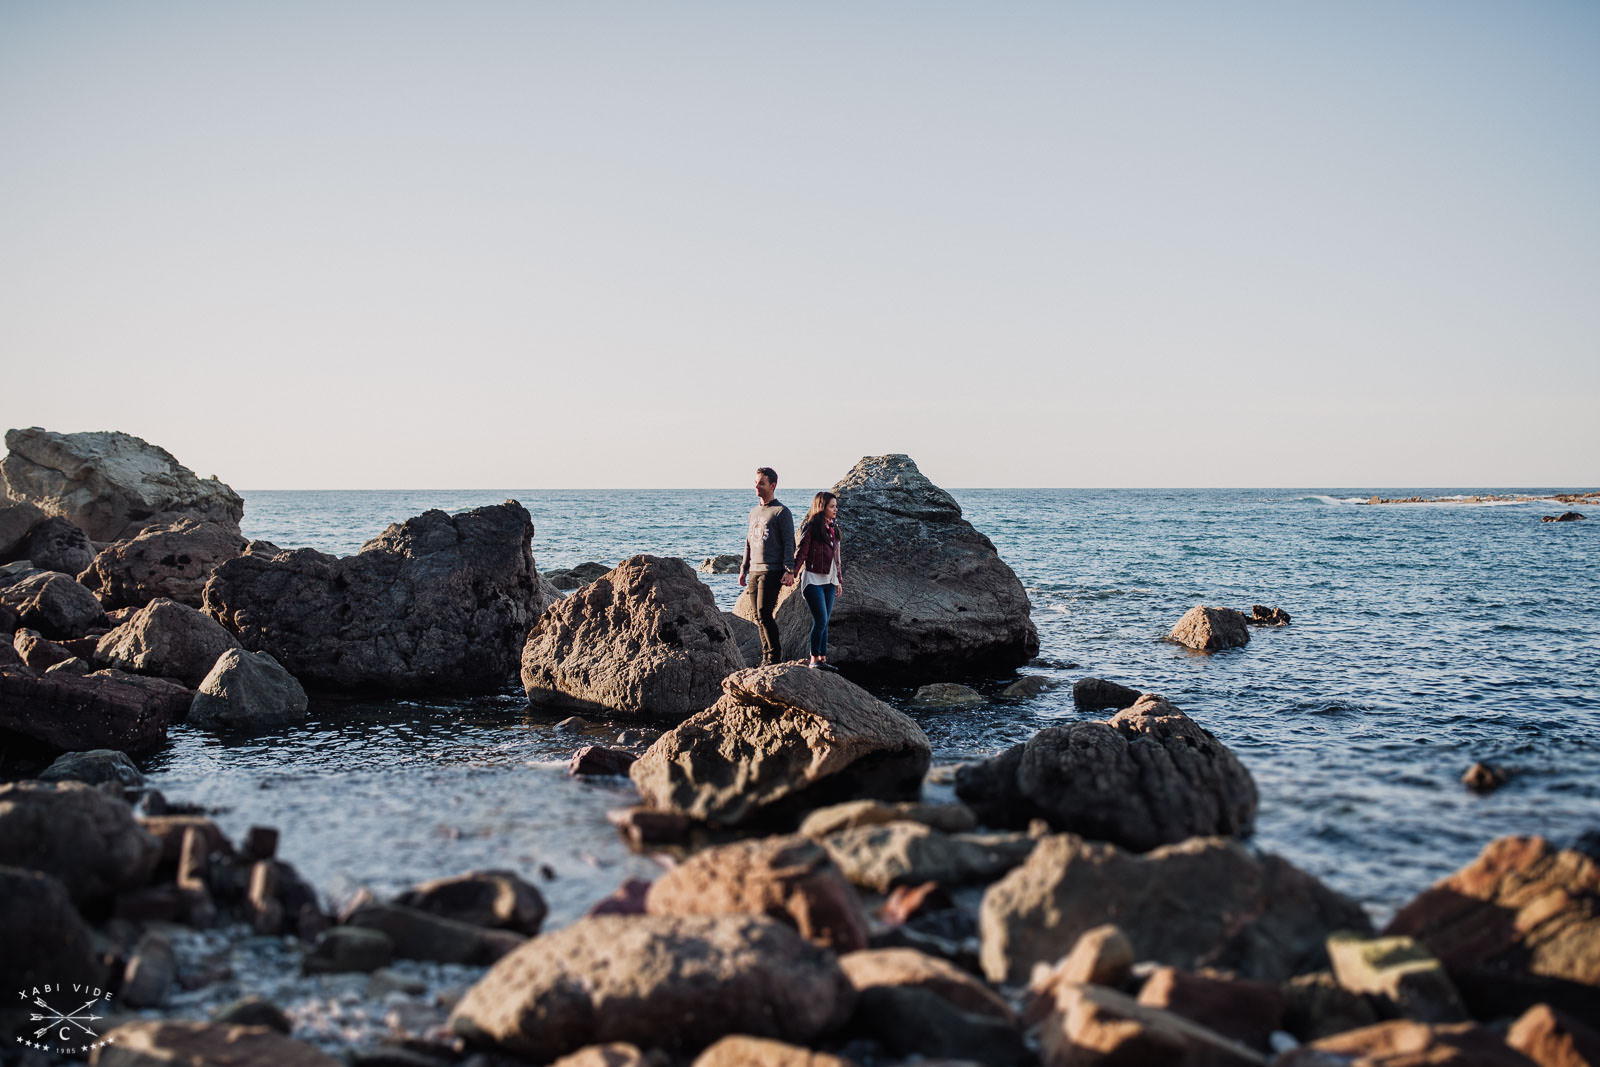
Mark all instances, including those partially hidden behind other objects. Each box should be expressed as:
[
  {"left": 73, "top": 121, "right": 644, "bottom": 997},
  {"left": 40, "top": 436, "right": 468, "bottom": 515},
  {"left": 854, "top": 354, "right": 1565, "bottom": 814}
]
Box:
[{"left": 825, "top": 499, "right": 838, "bottom": 521}]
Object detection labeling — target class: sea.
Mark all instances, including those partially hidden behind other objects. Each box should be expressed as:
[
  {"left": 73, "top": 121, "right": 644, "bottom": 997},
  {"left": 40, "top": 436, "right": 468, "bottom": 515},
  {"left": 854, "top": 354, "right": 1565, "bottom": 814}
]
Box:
[{"left": 138, "top": 488, "right": 1600, "bottom": 929}]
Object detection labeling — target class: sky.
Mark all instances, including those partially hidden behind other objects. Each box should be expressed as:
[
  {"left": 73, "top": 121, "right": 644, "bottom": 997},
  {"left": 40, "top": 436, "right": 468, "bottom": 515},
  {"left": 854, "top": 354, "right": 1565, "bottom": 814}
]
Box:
[{"left": 2, "top": 1, "right": 1596, "bottom": 489}]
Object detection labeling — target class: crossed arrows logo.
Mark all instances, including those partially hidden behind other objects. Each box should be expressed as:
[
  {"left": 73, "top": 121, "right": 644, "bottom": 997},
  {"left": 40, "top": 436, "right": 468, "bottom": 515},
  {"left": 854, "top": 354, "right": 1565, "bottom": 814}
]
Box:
[{"left": 29, "top": 996, "right": 102, "bottom": 1041}]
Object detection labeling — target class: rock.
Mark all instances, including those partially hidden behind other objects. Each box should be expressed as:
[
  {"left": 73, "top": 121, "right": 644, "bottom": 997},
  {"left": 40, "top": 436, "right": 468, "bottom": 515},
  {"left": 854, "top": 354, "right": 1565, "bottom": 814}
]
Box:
[
  {"left": 79, "top": 519, "right": 247, "bottom": 610},
  {"left": 211, "top": 996, "right": 293, "bottom": 1034},
  {"left": 45, "top": 655, "right": 92, "bottom": 676},
  {"left": 90, "top": 668, "right": 194, "bottom": 723},
  {"left": 187, "top": 648, "right": 308, "bottom": 731},
  {"left": 1168, "top": 605, "right": 1251, "bottom": 651},
  {"left": 607, "top": 807, "right": 695, "bottom": 850},
  {"left": 1507, "top": 1003, "right": 1600, "bottom": 1067},
  {"left": 570, "top": 745, "right": 639, "bottom": 776},
  {"left": 1281, "top": 970, "right": 1382, "bottom": 1043},
  {"left": 840, "top": 946, "right": 1014, "bottom": 1022},
  {"left": 956, "top": 694, "right": 1257, "bottom": 851},
  {"left": 880, "top": 880, "right": 958, "bottom": 925},
  {"left": 138, "top": 814, "right": 235, "bottom": 866},
  {"left": 1384, "top": 835, "right": 1600, "bottom": 1018},
  {"left": 96, "top": 597, "right": 240, "bottom": 687},
  {"left": 393, "top": 869, "right": 548, "bottom": 936},
  {"left": 847, "top": 985, "right": 1029, "bottom": 1065},
  {"left": 1246, "top": 604, "right": 1291, "bottom": 626},
  {"left": 1027, "top": 925, "right": 1136, "bottom": 1017},
  {"left": 723, "top": 610, "right": 762, "bottom": 667},
  {"left": 734, "top": 454, "right": 1037, "bottom": 680},
  {"left": 0, "top": 427, "right": 244, "bottom": 541},
  {"left": 979, "top": 833, "right": 1371, "bottom": 986},
  {"left": 698, "top": 554, "right": 742, "bottom": 575},
  {"left": 586, "top": 878, "right": 653, "bottom": 917},
  {"left": 23, "top": 516, "right": 95, "bottom": 575},
  {"left": 38, "top": 748, "right": 145, "bottom": 788},
  {"left": 1543, "top": 512, "right": 1586, "bottom": 522},
  {"left": 629, "top": 664, "right": 931, "bottom": 827},
  {"left": 1463, "top": 761, "right": 1512, "bottom": 793},
  {"left": 1038, "top": 982, "right": 1267, "bottom": 1067},
  {"left": 912, "top": 682, "right": 986, "bottom": 707},
  {"left": 0, "top": 667, "right": 176, "bottom": 752},
  {"left": 798, "top": 799, "right": 979, "bottom": 839},
  {"left": 0, "top": 570, "right": 108, "bottom": 638},
  {"left": 303, "top": 926, "right": 395, "bottom": 974},
  {"left": 645, "top": 834, "right": 870, "bottom": 951},
  {"left": 448, "top": 914, "right": 856, "bottom": 1062},
  {"left": 1280, "top": 1019, "right": 1540, "bottom": 1067},
  {"left": 822, "top": 821, "right": 1035, "bottom": 893},
  {"left": 553, "top": 1045, "right": 659, "bottom": 1067},
  {"left": 0, "top": 499, "right": 48, "bottom": 560},
  {"left": 203, "top": 502, "right": 542, "bottom": 694},
  {"left": 121, "top": 932, "right": 177, "bottom": 1008},
  {"left": 545, "top": 561, "right": 612, "bottom": 590},
  {"left": 241, "top": 826, "right": 278, "bottom": 860},
  {"left": 1002, "top": 675, "right": 1056, "bottom": 699},
  {"left": 555, "top": 715, "right": 595, "bottom": 732},
  {"left": 0, "top": 866, "right": 102, "bottom": 1035},
  {"left": 13, "top": 626, "right": 75, "bottom": 670},
  {"left": 1327, "top": 932, "right": 1468, "bottom": 1023},
  {"left": 952, "top": 744, "right": 1033, "bottom": 831},
  {"left": 1072, "top": 677, "right": 1143, "bottom": 712},
  {"left": 693, "top": 1036, "right": 855, "bottom": 1066},
  {"left": 345, "top": 901, "right": 526, "bottom": 965},
  {"left": 0, "top": 781, "right": 160, "bottom": 904},
  {"left": 93, "top": 1020, "right": 341, "bottom": 1067},
  {"left": 521, "top": 555, "right": 744, "bottom": 719},
  {"left": 1137, "top": 967, "right": 1286, "bottom": 1051}
]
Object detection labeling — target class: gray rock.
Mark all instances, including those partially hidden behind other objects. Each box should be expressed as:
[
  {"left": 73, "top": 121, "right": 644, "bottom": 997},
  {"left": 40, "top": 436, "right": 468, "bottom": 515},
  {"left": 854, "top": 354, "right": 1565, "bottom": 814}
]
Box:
[
  {"left": 96, "top": 597, "right": 241, "bottom": 687},
  {"left": 448, "top": 914, "right": 855, "bottom": 1062},
  {"left": 0, "top": 500, "right": 48, "bottom": 561},
  {"left": 522, "top": 555, "right": 744, "bottom": 720},
  {"left": 203, "top": 501, "right": 542, "bottom": 694},
  {"left": 630, "top": 664, "right": 931, "bottom": 827},
  {"left": 187, "top": 648, "right": 309, "bottom": 731},
  {"left": 1072, "top": 676, "right": 1143, "bottom": 712},
  {"left": 1168, "top": 605, "right": 1252, "bottom": 652},
  {"left": 698, "top": 554, "right": 742, "bottom": 574},
  {"left": 345, "top": 901, "right": 526, "bottom": 965},
  {"left": 723, "top": 610, "right": 762, "bottom": 667},
  {"left": 734, "top": 455, "right": 1037, "bottom": 680},
  {"left": 38, "top": 748, "right": 145, "bottom": 788},
  {"left": 23, "top": 516, "right": 95, "bottom": 575},
  {"left": 0, "top": 427, "right": 244, "bottom": 541},
  {"left": 822, "top": 821, "right": 1036, "bottom": 892},
  {"left": 393, "top": 869, "right": 548, "bottom": 936},
  {"left": 912, "top": 682, "right": 986, "bottom": 707},
  {"left": 80, "top": 519, "right": 247, "bottom": 610},
  {"left": 303, "top": 927, "right": 395, "bottom": 974},
  {"left": 0, "top": 570, "right": 108, "bottom": 639},
  {"left": 0, "top": 781, "right": 160, "bottom": 904},
  {"left": 1002, "top": 675, "right": 1056, "bottom": 699}
]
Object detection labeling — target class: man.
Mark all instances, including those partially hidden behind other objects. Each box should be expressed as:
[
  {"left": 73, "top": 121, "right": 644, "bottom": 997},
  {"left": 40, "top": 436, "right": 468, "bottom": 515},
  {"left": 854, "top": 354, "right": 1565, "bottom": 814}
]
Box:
[{"left": 738, "top": 466, "right": 796, "bottom": 666}]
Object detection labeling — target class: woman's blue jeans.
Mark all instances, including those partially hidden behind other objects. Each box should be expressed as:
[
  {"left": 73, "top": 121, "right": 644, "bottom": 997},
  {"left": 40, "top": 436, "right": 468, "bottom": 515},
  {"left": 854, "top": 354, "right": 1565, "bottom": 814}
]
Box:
[{"left": 802, "top": 582, "right": 836, "bottom": 658}]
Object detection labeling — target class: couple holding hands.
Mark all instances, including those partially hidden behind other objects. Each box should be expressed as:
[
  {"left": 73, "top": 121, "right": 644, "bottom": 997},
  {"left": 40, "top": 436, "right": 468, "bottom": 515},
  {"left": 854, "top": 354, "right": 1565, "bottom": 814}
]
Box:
[{"left": 737, "top": 466, "right": 843, "bottom": 671}]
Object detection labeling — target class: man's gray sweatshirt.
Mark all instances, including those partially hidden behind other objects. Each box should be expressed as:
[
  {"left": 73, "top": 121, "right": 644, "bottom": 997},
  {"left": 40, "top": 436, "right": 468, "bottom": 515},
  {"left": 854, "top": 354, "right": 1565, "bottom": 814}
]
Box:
[{"left": 741, "top": 498, "right": 795, "bottom": 578}]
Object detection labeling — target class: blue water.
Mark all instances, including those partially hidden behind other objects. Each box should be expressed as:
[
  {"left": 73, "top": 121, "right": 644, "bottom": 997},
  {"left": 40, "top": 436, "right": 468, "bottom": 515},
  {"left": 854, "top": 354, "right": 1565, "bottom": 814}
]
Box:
[{"left": 141, "top": 488, "right": 1600, "bottom": 927}]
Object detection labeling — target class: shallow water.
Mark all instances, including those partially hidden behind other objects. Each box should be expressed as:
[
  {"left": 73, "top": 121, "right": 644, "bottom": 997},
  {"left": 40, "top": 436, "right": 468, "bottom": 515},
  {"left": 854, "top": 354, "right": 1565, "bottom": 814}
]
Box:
[{"left": 135, "top": 487, "right": 1600, "bottom": 925}]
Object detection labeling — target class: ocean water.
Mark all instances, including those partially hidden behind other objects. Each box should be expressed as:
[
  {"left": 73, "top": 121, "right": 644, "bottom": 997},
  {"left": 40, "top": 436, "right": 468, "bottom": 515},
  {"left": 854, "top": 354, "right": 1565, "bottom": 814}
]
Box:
[{"left": 139, "top": 488, "right": 1600, "bottom": 927}]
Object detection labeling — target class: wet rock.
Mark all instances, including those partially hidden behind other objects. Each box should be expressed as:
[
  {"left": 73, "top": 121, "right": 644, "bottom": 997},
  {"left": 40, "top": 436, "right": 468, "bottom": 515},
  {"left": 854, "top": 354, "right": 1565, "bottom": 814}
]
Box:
[
  {"left": 38, "top": 748, "right": 145, "bottom": 788},
  {"left": 630, "top": 664, "right": 931, "bottom": 827},
  {"left": 303, "top": 926, "right": 395, "bottom": 974},
  {"left": 822, "top": 821, "right": 1035, "bottom": 893},
  {"left": 1167, "top": 605, "right": 1251, "bottom": 652},
  {"left": 698, "top": 554, "right": 742, "bottom": 575},
  {"left": 840, "top": 946, "right": 1014, "bottom": 1022},
  {"left": 96, "top": 597, "right": 241, "bottom": 687},
  {"left": 1281, "top": 970, "right": 1381, "bottom": 1043},
  {"left": 0, "top": 866, "right": 102, "bottom": 1029},
  {"left": 1038, "top": 982, "right": 1267, "bottom": 1067},
  {"left": 449, "top": 914, "right": 856, "bottom": 1062},
  {"left": 734, "top": 454, "right": 1037, "bottom": 680},
  {"left": 393, "top": 869, "right": 548, "bottom": 936},
  {"left": 646, "top": 834, "right": 870, "bottom": 951},
  {"left": 1136, "top": 967, "right": 1285, "bottom": 1051},
  {"left": 211, "top": 995, "right": 293, "bottom": 1034},
  {"left": 848, "top": 985, "right": 1029, "bottom": 1065},
  {"left": 1246, "top": 604, "right": 1291, "bottom": 626},
  {"left": 1507, "top": 1003, "right": 1600, "bottom": 1067},
  {"left": 956, "top": 694, "right": 1257, "bottom": 851},
  {"left": 522, "top": 555, "right": 744, "bottom": 720},
  {"left": 1327, "top": 932, "right": 1468, "bottom": 1023},
  {"left": 121, "top": 932, "right": 177, "bottom": 1008},
  {"left": 23, "top": 516, "right": 95, "bottom": 575},
  {"left": 544, "top": 561, "right": 612, "bottom": 590},
  {"left": 1542, "top": 512, "right": 1585, "bottom": 522},
  {"left": 93, "top": 1020, "right": 341, "bottom": 1067},
  {"left": 1277, "top": 1019, "right": 1539, "bottom": 1067},
  {"left": 187, "top": 648, "right": 308, "bottom": 731},
  {"left": 979, "top": 833, "right": 1371, "bottom": 986},
  {"left": 570, "top": 745, "right": 639, "bottom": 777},
  {"left": 0, "top": 570, "right": 108, "bottom": 638},
  {"left": 0, "top": 427, "right": 244, "bottom": 541},
  {"left": 0, "top": 666, "right": 176, "bottom": 752},
  {"left": 799, "top": 799, "right": 978, "bottom": 838},
  {"left": 0, "top": 499, "right": 48, "bottom": 560},
  {"left": 1463, "top": 761, "right": 1512, "bottom": 793},
  {"left": 13, "top": 626, "right": 75, "bottom": 670},
  {"left": 1002, "top": 675, "right": 1057, "bottom": 699},
  {"left": 204, "top": 501, "right": 542, "bottom": 694},
  {"left": 1071, "top": 677, "right": 1143, "bottom": 712},
  {"left": 80, "top": 519, "right": 247, "bottom": 610},
  {"left": 346, "top": 901, "right": 526, "bottom": 965},
  {"left": 912, "top": 682, "right": 986, "bottom": 707}
]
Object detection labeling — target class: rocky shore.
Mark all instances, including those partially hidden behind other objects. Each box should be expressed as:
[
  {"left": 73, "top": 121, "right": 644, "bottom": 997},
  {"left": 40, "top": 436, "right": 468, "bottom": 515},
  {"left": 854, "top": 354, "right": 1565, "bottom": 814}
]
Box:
[{"left": 3, "top": 428, "right": 1597, "bottom": 1066}]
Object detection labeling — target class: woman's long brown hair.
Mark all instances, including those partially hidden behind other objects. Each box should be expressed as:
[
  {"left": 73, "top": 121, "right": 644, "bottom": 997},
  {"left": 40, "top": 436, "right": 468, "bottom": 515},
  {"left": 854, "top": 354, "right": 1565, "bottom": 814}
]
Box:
[{"left": 800, "top": 491, "right": 838, "bottom": 542}]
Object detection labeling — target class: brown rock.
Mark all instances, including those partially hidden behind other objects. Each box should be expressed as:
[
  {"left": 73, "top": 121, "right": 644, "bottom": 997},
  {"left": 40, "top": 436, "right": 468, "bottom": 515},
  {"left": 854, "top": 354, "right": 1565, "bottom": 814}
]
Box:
[
  {"left": 1167, "top": 605, "right": 1251, "bottom": 652},
  {"left": 0, "top": 866, "right": 103, "bottom": 1039},
  {"left": 393, "top": 869, "right": 548, "bottom": 936},
  {"left": 586, "top": 878, "right": 653, "bottom": 917},
  {"left": 607, "top": 807, "right": 694, "bottom": 850},
  {"left": 1281, "top": 970, "right": 1381, "bottom": 1043},
  {"left": 1282, "top": 1019, "right": 1541, "bottom": 1067},
  {"left": 1463, "top": 762, "right": 1512, "bottom": 793},
  {"left": 551, "top": 1044, "right": 660, "bottom": 1067},
  {"left": 798, "top": 799, "right": 978, "bottom": 838},
  {"left": 1025, "top": 925, "right": 1136, "bottom": 1024},
  {"left": 346, "top": 901, "right": 525, "bottom": 965},
  {"left": 847, "top": 985, "right": 1029, "bottom": 1065},
  {"left": 571, "top": 745, "right": 639, "bottom": 777},
  {"left": 13, "top": 626, "right": 75, "bottom": 670},
  {"left": 91, "top": 1020, "right": 340, "bottom": 1067},
  {"left": 23, "top": 516, "right": 95, "bottom": 575},
  {"left": 692, "top": 1036, "right": 856, "bottom": 1066},
  {"left": 1071, "top": 677, "right": 1143, "bottom": 712},
  {"left": 1326, "top": 932, "right": 1468, "bottom": 1023},
  {"left": 1039, "top": 982, "right": 1267, "bottom": 1067},
  {"left": 839, "top": 946, "right": 1014, "bottom": 1022},
  {"left": 80, "top": 519, "right": 247, "bottom": 610},
  {"left": 646, "top": 834, "right": 870, "bottom": 951},
  {"left": 1136, "top": 967, "right": 1285, "bottom": 1050},
  {"left": 96, "top": 597, "right": 239, "bottom": 687},
  {"left": 821, "top": 821, "right": 1036, "bottom": 892},
  {"left": 0, "top": 667, "right": 176, "bottom": 752},
  {"left": 881, "top": 881, "right": 957, "bottom": 926},
  {"left": 1247, "top": 604, "right": 1291, "bottom": 626},
  {"left": 1507, "top": 1003, "right": 1600, "bottom": 1067},
  {"left": 0, "top": 569, "right": 108, "bottom": 638},
  {"left": 0, "top": 781, "right": 160, "bottom": 904}
]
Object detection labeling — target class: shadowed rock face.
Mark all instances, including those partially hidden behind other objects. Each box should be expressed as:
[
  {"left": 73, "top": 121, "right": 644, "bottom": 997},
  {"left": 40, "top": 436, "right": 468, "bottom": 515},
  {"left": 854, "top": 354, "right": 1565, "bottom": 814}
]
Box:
[
  {"left": 1, "top": 427, "right": 243, "bottom": 541},
  {"left": 735, "top": 454, "right": 1037, "bottom": 680},
  {"left": 202, "top": 502, "right": 541, "bottom": 695},
  {"left": 0, "top": 781, "right": 161, "bottom": 905},
  {"left": 81, "top": 519, "right": 247, "bottom": 610}
]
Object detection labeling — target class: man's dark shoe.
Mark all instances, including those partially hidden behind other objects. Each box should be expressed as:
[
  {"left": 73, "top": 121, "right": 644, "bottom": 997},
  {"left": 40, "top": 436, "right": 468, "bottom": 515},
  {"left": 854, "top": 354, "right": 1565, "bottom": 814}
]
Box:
[{"left": 819, "top": 662, "right": 841, "bottom": 673}]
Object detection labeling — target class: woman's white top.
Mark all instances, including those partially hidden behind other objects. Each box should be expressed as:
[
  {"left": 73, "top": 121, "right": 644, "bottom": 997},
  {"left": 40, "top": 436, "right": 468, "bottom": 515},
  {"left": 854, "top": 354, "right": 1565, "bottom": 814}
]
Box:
[{"left": 802, "top": 554, "right": 840, "bottom": 588}]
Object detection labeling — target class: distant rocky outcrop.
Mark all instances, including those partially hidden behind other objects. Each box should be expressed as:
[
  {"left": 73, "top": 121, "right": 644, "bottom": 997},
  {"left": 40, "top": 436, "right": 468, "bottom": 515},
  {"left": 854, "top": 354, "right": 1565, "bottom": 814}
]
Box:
[
  {"left": 80, "top": 519, "right": 247, "bottom": 610},
  {"left": 1167, "top": 605, "right": 1251, "bottom": 651},
  {"left": 203, "top": 502, "right": 541, "bottom": 694},
  {"left": 521, "top": 555, "right": 744, "bottom": 719},
  {"left": 1542, "top": 511, "right": 1585, "bottom": 523},
  {"left": 734, "top": 455, "right": 1036, "bottom": 679},
  {"left": 1, "top": 427, "right": 243, "bottom": 541}
]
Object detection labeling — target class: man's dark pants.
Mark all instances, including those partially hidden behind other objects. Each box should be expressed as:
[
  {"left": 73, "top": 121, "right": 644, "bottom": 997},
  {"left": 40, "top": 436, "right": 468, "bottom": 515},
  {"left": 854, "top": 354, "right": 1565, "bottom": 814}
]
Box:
[{"left": 749, "top": 572, "right": 784, "bottom": 665}]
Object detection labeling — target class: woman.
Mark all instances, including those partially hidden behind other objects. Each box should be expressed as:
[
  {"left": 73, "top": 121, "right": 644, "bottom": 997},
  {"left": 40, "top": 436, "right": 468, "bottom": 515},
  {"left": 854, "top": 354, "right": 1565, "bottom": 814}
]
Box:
[{"left": 791, "top": 491, "right": 844, "bottom": 671}]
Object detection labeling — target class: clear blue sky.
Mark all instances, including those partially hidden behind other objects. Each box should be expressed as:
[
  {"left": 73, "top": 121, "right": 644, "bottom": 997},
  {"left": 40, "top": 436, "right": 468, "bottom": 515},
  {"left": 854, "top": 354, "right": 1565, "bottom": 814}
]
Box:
[{"left": 2, "top": 2, "right": 1596, "bottom": 488}]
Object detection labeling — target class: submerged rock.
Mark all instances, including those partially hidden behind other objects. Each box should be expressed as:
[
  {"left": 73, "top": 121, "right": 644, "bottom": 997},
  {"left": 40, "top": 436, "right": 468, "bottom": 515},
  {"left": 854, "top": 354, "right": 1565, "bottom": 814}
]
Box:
[
  {"left": 1071, "top": 676, "right": 1143, "bottom": 712},
  {"left": 1167, "top": 605, "right": 1251, "bottom": 651},
  {"left": 80, "top": 518, "right": 247, "bottom": 610},
  {"left": 912, "top": 682, "right": 986, "bottom": 707}
]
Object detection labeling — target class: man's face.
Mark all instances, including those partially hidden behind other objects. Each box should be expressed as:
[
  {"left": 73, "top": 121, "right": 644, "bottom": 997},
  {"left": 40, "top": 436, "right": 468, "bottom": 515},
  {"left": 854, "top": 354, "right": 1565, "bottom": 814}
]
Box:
[{"left": 755, "top": 472, "right": 774, "bottom": 499}]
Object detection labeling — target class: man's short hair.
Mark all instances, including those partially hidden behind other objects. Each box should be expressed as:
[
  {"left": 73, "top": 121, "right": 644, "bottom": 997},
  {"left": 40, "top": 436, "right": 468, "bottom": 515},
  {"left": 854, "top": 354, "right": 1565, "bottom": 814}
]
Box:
[{"left": 756, "top": 466, "right": 778, "bottom": 485}]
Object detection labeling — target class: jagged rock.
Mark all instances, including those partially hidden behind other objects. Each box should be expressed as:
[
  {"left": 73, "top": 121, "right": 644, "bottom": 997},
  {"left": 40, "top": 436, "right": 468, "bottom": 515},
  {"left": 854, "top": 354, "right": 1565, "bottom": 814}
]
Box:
[
  {"left": 0, "top": 866, "right": 102, "bottom": 1036},
  {"left": 912, "top": 682, "right": 986, "bottom": 707},
  {"left": 840, "top": 946, "right": 1015, "bottom": 1022},
  {"left": 38, "top": 748, "right": 144, "bottom": 788},
  {"left": 1027, "top": 925, "right": 1136, "bottom": 1014},
  {"left": 645, "top": 834, "right": 870, "bottom": 951},
  {"left": 187, "top": 648, "right": 308, "bottom": 731},
  {"left": 1277, "top": 1019, "right": 1540, "bottom": 1067},
  {"left": 798, "top": 799, "right": 978, "bottom": 839},
  {"left": 1167, "top": 605, "right": 1251, "bottom": 652},
  {"left": 0, "top": 427, "right": 244, "bottom": 541},
  {"left": 393, "top": 869, "right": 548, "bottom": 936},
  {"left": 449, "top": 914, "right": 855, "bottom": 1062},
  {"left": 1327, "top": 932, "right": 1468, "bottom": 1023},
  {"left": 96, "top": 597, "right": 240, "bottom": 687},
  {"left": 0, "top": 669, "right": 176, "bottom": 752},
  {"left": 545, "top": 561, "right": 612, "bottom": 590},
  {"left": 629, "top": 664, "right": 931, "bottom": 827},
  {"left": 23, "top": 516, "right": 95, "bottom": 575},
  {"left": 698, "top": 554, "right": 742, "bottom": 574},
  {"left": 733, "top": 455, "right": 1037, "bottom": 680},
  {"left": 0, "top": 570, "right": 108, "bottom": 639},
  {"left": 203, "top": 502, "right": 541, "bottom": 693},
  {"left": 1072, "top": 677, "right": 1143, "bottom": 712},
  {"left": 0, "top": 500, "right": 48, "bottom": 560},
  {"left": 723, "top": 610, "right": 761, "bottom": 667},
  {"left": 521, "top": 555, "right": 744, "bottom": 719},
  {"left": 1038, "top": 982, "right": 1267, "bottom": 1067},
  {"left": 822, "top": 821, "right": 1036, "bottom": 892},
  {"left": 847, "top": 985, "right": 1029, "bottom": 1065},
  {"left": 979, "top": 834, "right": 1371, "bottom": 986},
  {"left": 94, "top": 1021, "right": 341, "bottom": 1067},
  {"left": 80, "top": 519, "right": 247, "bottom": 610},
  {"left": 955, "top": 695, "right": 1257, "bottom": 851},
  {"left": 1247, "top": 604, "right": 1291, "bottom": 626},
  {"left": 0, "top": 781, "right": 160, "bottom": 904},
  {"left": 345, "top": 901, "right": 525, "bottom": 965}
]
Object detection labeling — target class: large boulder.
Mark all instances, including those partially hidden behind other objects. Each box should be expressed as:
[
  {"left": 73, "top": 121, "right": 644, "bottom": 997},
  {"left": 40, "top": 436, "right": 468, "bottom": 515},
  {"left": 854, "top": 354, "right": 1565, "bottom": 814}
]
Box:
[
  {"left": 734, "top": 455, "right": 1037, "bottom": 679},
  {"left": 80, "top": 519, "right": 247, "bottom": 610},
  {"left": 96, "top": 597, "right": 240, "bottom": 687},
  {"left": 629, "top": 664, "right": 932, "bottom": 827},
  {"left": 979, "top": 833, "right": 1372, "bottom": 986},
  {"left": 187, "top": 648, "right": 309, "bottom": 732},
  {"left": 1, "top": 427, "right": 243, "bottom": 541},
  {"left": 0, "top": 500, "right": 48, "bottom": 561},
  {"left": 955, "top": 694, "right": 1257, "bottom": 851},
  {"left": 393, "top": 869, "right": 548, "bottom": 937},
  {"left": 521, "top": 555, "right": 744, "bottom": 719},
  {"left": 449, "top": 914, "right": 856, "bottom": 1062},
  {"left": 0, "top": 781, "right": 161, "bottom": 905},
  {"left": 23, "top": 516, "right": 95, "bottom": 575},
  {"left": 1168, "top": 605, "right": 1251, "bottom": 652},
  {"left": 0, "top": 570, "right": 108, "bottom": 639},
  {"left": 203, "top": 501, "right": 542, "bottom": 693},
  {"left": 0, "top": 867, "right": 103, "bottom": 1043},
  {"left": 0, "top": 669, "right": 176, "bottom": 752}
]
